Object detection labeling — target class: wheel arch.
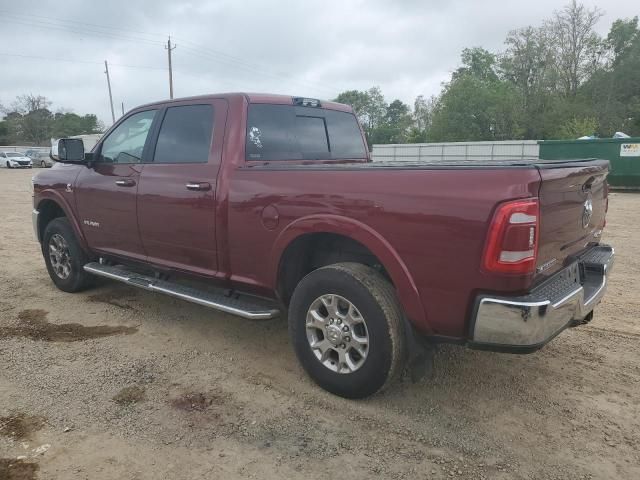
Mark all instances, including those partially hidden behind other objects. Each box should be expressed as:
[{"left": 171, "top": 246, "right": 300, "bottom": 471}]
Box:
[
  {"left": 36, "top": 193, "right": 89, "bottom": 252},
  {"left": 271, "top": 214, "right": 427, "bottom": 330}
]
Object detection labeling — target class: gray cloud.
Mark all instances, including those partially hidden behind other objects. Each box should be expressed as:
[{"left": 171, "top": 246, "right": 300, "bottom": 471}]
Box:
[{"left": 1, "top": 0, "right": 636, "bottom": 125}]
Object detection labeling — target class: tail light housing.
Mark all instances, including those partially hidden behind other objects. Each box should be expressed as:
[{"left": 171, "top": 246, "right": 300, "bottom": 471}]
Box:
[{"left": 482, "top": 198, "right": 539, "bottom": 274}]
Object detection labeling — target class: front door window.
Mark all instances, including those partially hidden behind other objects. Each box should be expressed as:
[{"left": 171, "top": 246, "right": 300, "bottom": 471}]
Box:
[{"left": 100, "top": 110, "right": 157, "bottom": 163}]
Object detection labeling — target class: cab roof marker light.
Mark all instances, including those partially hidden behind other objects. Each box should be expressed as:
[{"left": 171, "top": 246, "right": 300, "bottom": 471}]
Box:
[{"left": 293, "top": 97, "right": 321, "bottom": 107}]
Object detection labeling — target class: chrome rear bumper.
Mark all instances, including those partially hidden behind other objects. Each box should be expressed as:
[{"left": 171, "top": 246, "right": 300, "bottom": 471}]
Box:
[{"left": 469, "top": 244, "right": 614, "bottom": 353}]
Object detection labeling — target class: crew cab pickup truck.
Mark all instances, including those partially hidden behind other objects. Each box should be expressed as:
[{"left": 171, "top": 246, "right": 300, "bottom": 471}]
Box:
[{"left": 32, "top": 93, "right": 614, "bottom": 398}]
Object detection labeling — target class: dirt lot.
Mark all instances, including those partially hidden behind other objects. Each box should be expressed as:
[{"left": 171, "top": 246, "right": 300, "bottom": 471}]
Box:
[{"left": 0, "top": 168, "right": 638, "bottom": 480}]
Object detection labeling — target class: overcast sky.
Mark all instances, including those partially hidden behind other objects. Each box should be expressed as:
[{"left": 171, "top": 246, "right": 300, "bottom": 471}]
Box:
[{"left": 1, "top": 0, "right": 637, "bottom": 126}]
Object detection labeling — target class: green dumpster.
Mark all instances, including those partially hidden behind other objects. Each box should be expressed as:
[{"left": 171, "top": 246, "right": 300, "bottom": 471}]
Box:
[{"left": 539, "top": 138, "right": 640, "bottom": 189}]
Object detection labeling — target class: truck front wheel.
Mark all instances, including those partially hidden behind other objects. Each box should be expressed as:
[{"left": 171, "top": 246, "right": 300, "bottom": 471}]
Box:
[
  {"left": 42, "top": 217, "right": 94, "bottom": 292},
  {"left": 289, "top": 262, "right": 406, "bottom": 398}
]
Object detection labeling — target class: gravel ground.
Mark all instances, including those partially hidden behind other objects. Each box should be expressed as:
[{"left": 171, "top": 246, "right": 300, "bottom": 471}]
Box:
[{"left": 0, "top": 168, "right": 638, "bottom": 480}]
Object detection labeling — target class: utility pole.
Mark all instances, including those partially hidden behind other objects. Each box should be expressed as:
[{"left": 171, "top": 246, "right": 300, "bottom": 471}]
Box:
[
  {"left": 165, "top": 36, "right": 176, "bottom": 99},
  {"left": 121, "top": 102, "right": 124, "bottom": 117},
  {"left": 104, "top": 60, "right": 115, "bottom": 124}
]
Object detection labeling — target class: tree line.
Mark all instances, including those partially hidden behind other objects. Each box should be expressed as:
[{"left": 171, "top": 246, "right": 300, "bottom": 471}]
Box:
[
  {"left": 0, "top": 94, "right": 102, "bottom": 146},
  {"left": 335, "top": 1, "right": 640, "bottom": 144}
]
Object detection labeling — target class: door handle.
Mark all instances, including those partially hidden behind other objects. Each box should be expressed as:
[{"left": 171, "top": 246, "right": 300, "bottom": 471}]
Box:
[
  {"left": 115, "top": 179, "right": 136, "bottom": 187},
  {"left": 186, "top": 182, "right": 211, "bottom": 191}
]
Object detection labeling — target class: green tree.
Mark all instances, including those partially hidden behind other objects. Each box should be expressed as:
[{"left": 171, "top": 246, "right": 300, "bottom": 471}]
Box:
[
  {"left": 52, "top": 112, "right": 102, "bottom": 138},
  {"left": 548, "top": 0, "right": 603, "bottom": 96},
  {"left": 430, "top": 50, "right": 522, "bottom": 141},
  {"left": 500, "top": 26, "right": 558, "bottom": 138},
  {"left": 4, "top": 94, "right": 54, "bottom": 145},
  {"left": 606, "top": 16, "right": 639, "bottom": 64},
  {"left": 581, "top": 16, "right": 640, "bottom": 136},
  {"left": 363, "top": 86, "right": 387, "bottom": 132},
  {"left": 334, "top": 86, "right": 388, "bottom": 145},
  {"left": 409, "top": 95, "right": 435, "bottom": 142},
  {"left": 1, "top": 112, "right": 25, "bottom": 144},
  {"left": 0, "top": 94, "right": 104, "bottom": 145},
  {"left": 368, "top": 99, "right": 413, "bottom": 144},
  {"left": 333, "top": 90, "right": 371, "bottom": 125},
  {"left": 558, "top": 116, "right": 598, "bottom": 138},
  {"left": 454, "top": 47, "right": 499, "bottom": 82},
  {"left": 0, "top": 120, "right": 10, "bottom": 144},
  {"left": 333, "top": 3, "right": 640, "bottom": 143}
]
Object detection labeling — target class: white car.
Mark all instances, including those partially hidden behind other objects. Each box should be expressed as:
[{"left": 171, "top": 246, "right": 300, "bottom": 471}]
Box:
[{"left": 0, "top": 152, "right": 33, "bottom": 169}]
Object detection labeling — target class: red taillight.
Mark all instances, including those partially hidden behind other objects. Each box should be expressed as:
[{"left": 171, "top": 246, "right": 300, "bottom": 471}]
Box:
[{"left": 482, "top": 198, "right": 539, "bottom": 274}]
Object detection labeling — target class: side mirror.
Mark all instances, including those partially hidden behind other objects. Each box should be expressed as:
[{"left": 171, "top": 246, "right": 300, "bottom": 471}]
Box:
[{"left": 57, "top": 138, "right": 85, "bottom": 162}]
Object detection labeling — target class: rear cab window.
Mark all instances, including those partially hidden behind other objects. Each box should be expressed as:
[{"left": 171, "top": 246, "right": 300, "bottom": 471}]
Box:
[{"left": 245, "top": 104, "right": 366, "bottom": 161}]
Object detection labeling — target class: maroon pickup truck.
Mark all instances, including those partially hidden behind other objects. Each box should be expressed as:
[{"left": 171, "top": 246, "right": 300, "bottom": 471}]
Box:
[{"left": 32, "top": 93, "right": 614, "bottom": 398}]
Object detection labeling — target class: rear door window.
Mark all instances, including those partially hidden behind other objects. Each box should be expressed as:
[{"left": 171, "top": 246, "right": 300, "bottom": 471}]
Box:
[
  {"left": 153, "top": 104, "right": 214, "bottom": 163},
  {"left": 246, "top": 104, "right": 366, "bottom": 161}
]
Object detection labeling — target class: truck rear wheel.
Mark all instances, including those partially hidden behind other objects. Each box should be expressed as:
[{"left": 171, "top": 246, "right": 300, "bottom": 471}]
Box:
[
  {"left": 289, "top": 262, "right": 405, "bottom": 398},
  {"left": 42, "top": 218, "right": 93, "bottom": 292}
]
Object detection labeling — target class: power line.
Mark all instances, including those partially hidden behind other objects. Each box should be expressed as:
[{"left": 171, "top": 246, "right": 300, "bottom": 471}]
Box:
[
  {"left": 2, "top": 10, "right": 341, "bottom": 97},
  {"left": 175, "top": 45, "right": 337, "bottom": 96},
  {"left": 0, "top": 10, "right": 340, "bottom": 94},
  {"left": 174, "top": 37, "right": 343, "bottom": 94},
  {"left": 0, "top": 50, "right": 272, "bottom": 95},
  {"left": 1, "top": 15, "right": 164, "bottom": 47},
  {"left": 0, "top": 9, "right": 165, "bottom": 41},
  {"left": 0, "top": 52, "right": 166, "bottom": 71}
]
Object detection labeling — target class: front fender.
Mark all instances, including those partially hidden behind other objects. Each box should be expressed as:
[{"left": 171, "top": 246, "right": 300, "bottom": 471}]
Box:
[
  {"left": 36, "top": 189, "right": 89, "bottom": 253},
  {"left": 270, "top": 214, "right": 429, "bottom": 331}
]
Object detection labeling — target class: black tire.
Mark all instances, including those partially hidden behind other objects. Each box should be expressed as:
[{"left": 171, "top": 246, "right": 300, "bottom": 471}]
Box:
[
  {"left": 42, "top": 217, "right": 94, "bottom": 292},
  {"left": 289, "top": 262, "right": 405, "bottom": 398},
  {"left": 6, "top": 161, "right": 11, "bottom": 169},
  {"left": 41, "top": 160, "right": 46, "bottom": 168}
]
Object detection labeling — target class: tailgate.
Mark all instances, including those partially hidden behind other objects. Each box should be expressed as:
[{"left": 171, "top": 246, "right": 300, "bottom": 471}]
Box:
[{"left": 536, "top": 160, "right": 609, "bottom": 279}]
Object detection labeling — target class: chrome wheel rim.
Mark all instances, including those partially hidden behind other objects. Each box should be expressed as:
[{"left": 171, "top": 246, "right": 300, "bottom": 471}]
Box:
[
  {"left": 48, "top": 233, "right": 72, "bottom": 279},
  {"left": 306, "top": 294, "right": 369, "bottom": 374}
]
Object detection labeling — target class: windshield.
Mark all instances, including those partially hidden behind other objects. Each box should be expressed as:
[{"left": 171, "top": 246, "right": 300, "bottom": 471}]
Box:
[{"left": 6, "top": 153, "right": 22, "bottom": 158}]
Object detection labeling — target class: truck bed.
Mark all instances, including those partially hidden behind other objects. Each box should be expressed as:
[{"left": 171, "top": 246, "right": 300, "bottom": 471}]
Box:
[{"left": 230, "top": 157, "right": 609, "bottom": 338}]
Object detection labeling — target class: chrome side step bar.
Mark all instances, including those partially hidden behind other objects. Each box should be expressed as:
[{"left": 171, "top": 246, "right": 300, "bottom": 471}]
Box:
[{"left": 83, "top": 262, "right": 280, "bottom": 320}]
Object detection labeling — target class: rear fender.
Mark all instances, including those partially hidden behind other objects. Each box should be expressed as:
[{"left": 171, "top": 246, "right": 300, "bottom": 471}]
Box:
[{"left": 270, "top": 214, "right": 428, "bottom": 331}]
